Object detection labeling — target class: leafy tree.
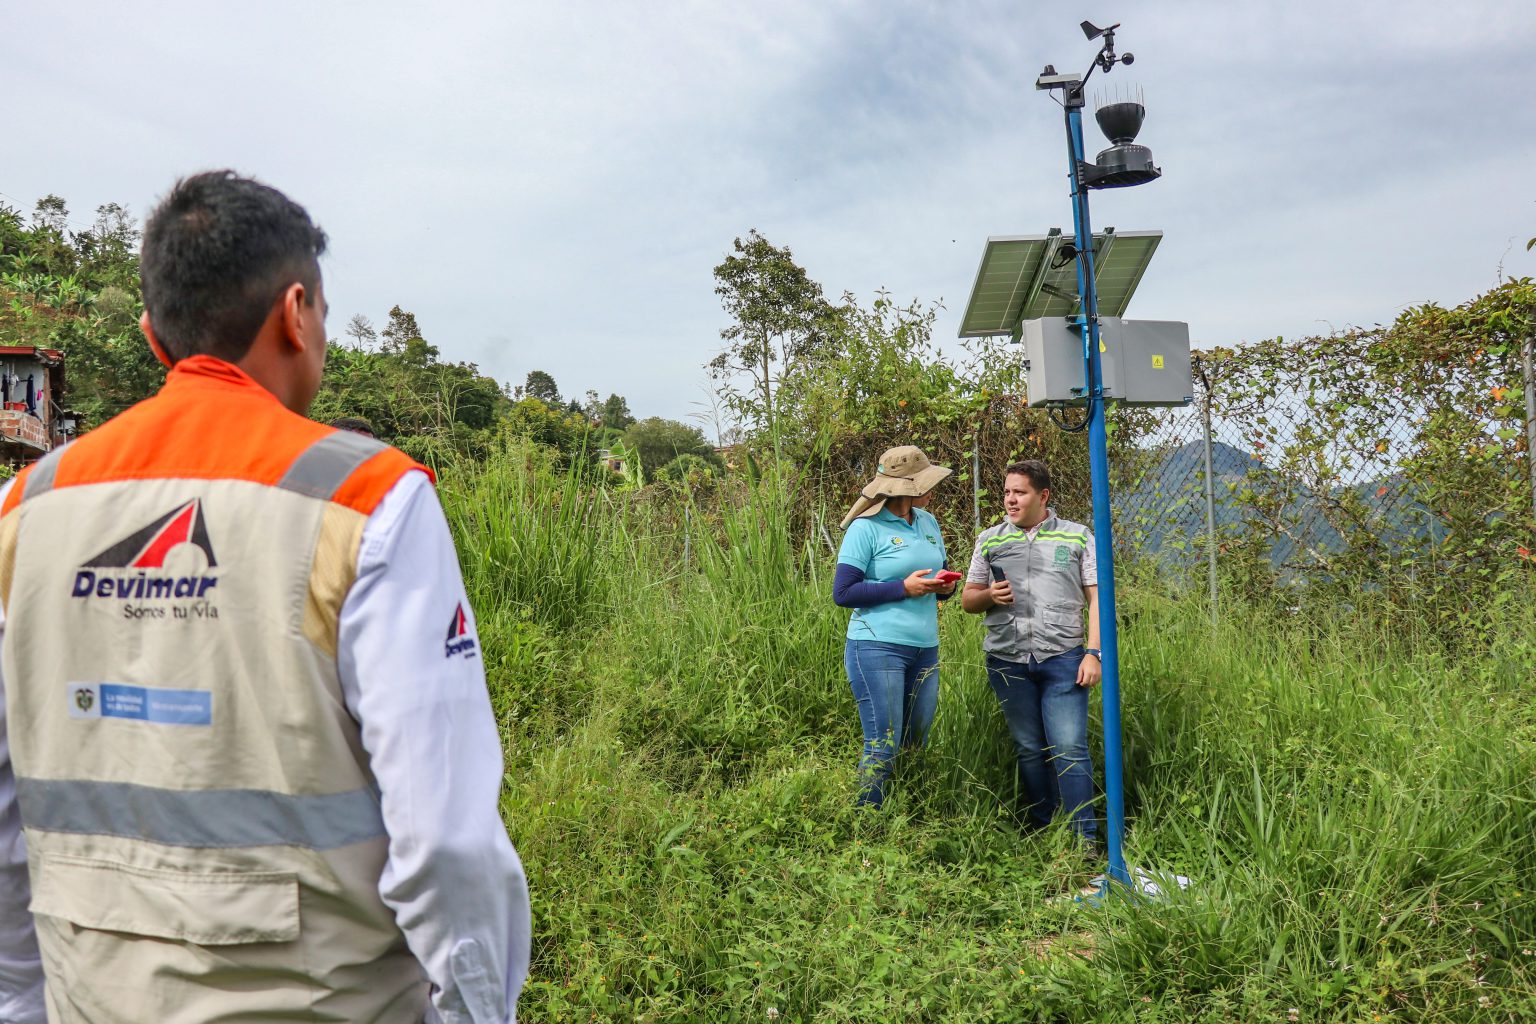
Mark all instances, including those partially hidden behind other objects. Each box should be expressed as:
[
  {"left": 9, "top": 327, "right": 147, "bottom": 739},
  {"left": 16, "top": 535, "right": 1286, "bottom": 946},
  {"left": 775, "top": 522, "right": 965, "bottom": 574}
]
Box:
[
  {"left": 622, "top": 417, "right": 719, "bottom": 479},
  {"left": 23, "top": 196, "right": 77, "bottom": 278},
  {"left": 497, "top": 397, "right": 607, "bottom": 472},
  {"left": 32, "top": 195, "right": 68, "bottom": 234},
  {"left": 91, "top": 202, "right": 135, "bottom": 241},
  {"left": 380, "top": 305, "right": 423, "bottom": 354},
  {"left": 310, "top": 344, "right": 402, "bottom": 435},
  {"left": 717, "top": 277, "right": 1101, "bottom": 536},
  {"left": 398, "top": 335, "right": 440, "bottom": 371},
  {"left": 0, "top": 192, "right": 165, "bottom": 427},
  {"left": 709, "top": 230, "right": 839, "bottom": 435},
  {"left": 656, "top": 452, "right": 717, "bottom": 488},
  {"left": 0, "top": 203, "right": 26, "bottom": 259},
  {"left": 311, "top": 308, "right": 509, "bottom": 466},
  {"left": 74, "top": 204, "right": 140, "bottom": 292},
  {"left": 523, "top": 370, "right": 561, "bottom": 406},
  {"left": 600, "top": 393, "right": 634, "bottom": 431}
]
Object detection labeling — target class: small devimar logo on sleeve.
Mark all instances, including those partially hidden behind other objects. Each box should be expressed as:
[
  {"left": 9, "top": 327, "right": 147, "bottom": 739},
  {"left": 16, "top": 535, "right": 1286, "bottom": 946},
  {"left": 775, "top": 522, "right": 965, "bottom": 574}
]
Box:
[{"left": 445, "top": 603, "right": 478, "bottom": 659}]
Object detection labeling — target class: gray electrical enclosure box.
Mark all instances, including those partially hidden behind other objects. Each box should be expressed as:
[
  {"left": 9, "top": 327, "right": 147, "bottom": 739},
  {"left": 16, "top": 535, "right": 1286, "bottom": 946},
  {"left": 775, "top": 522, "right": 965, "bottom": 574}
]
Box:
[{"left": 1021, "top": 316, "right": 1192, "bottom": 407}]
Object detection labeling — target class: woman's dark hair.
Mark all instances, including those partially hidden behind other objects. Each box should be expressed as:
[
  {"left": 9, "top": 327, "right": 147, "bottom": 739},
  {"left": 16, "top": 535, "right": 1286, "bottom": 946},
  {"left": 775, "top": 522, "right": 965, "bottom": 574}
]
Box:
[
  {"left": 1004, "top": 459, "right": 1051, "bottom": 492},
  {"left": 140, "top": 170, "right": 327, "bottom": 363}
]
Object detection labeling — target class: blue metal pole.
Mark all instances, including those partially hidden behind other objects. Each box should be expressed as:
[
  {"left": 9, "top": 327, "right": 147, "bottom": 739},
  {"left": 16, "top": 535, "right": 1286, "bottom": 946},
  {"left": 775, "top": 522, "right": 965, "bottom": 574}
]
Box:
[{"left": 1063, "top": 102, "right": 1130, "bottom": 889}]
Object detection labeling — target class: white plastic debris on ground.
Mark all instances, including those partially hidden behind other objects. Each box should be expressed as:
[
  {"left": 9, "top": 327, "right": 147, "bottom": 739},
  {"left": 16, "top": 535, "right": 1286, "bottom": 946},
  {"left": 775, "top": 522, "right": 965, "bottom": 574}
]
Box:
[{"left": 1076, "top": 867, "right": 1193, "bottom": 902}]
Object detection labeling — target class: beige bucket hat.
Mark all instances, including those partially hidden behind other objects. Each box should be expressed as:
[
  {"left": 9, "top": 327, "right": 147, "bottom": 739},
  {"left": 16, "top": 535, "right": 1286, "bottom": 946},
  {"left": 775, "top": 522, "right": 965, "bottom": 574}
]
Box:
[{"left": 839, "top": 445, "right": 952, "bottom": 528}]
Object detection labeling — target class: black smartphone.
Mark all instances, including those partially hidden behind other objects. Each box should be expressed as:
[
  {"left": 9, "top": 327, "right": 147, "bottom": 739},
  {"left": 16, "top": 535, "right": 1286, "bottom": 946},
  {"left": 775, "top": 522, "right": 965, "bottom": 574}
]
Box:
[{"left": 990, "top": 564, "right": 1006, "bottom": 582}]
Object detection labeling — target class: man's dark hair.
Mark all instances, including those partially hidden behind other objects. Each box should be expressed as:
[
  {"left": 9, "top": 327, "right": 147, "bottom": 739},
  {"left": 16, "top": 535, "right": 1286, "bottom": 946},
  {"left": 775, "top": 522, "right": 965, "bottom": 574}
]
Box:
[
  {"left": 1005, "top": 459, "right": 1051, "bottom": 493},
  {"left": 329, "top": 417, "right": 376, "bottom": 438},
  {"left": 140, "top": 170, "right": 328, "bottom": 363}
]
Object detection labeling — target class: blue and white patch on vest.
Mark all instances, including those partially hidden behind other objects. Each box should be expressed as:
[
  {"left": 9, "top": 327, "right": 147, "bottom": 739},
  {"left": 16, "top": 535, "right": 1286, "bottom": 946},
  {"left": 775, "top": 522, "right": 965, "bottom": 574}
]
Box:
[
  {"left": 67, "top": 682, "right": 212, "bottom": 726},
  {"left": 1054, "top": 546, "right": 1072, "bottom": 564}
]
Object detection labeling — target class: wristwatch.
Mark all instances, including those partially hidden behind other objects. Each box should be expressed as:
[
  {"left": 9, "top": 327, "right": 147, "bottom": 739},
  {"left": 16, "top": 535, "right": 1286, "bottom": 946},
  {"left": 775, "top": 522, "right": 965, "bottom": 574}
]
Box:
[{"left": 1083, "top": 648, "right": 1102, "bottom": 659}]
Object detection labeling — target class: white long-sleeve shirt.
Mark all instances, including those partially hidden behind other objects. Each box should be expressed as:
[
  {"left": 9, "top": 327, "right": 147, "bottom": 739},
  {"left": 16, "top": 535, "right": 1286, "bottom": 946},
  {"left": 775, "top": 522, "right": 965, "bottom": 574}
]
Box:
[{"left": 0, "top": 471, "right": 529, "bottom": 1024}]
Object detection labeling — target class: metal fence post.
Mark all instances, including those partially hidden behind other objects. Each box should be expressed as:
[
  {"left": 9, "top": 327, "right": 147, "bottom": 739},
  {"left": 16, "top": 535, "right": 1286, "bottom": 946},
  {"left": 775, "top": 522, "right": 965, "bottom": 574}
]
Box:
[
  {"left": 1523, "top": 335, "right": 1536, "bottom": 523},
  {"left": 972, "top": 439, "right": 982, "bottom": 534},
  {"left": 1197, "top": 360, "right": 1219, "bottom": 626}
]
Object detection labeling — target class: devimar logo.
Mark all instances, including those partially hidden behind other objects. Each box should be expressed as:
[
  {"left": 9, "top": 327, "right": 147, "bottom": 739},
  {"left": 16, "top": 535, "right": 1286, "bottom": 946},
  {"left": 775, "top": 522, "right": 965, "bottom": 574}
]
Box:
[
  {"left": 72, "top": 499, "right": 219, "bottom": 605},
  {"left": 445, "top": 603, "right": 478, "bottom": 659},
  {"left": 1054, "top": 545, "right": 1072, "bottom": 564}
]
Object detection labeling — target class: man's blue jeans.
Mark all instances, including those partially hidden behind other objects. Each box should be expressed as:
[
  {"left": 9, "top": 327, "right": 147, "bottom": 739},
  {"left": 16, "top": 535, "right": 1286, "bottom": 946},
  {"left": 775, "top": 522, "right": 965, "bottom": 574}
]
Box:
[
  {"left": 985, "top": 649, "right": 1097, "bottom": 841},
  {"left": 845, "top": 640, "right": 939, "bottom": 808}
]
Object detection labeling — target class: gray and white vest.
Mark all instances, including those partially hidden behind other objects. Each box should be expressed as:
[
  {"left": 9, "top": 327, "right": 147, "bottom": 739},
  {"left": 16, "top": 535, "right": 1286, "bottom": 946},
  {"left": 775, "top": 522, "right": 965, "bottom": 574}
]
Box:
[{"left": 975, "top": 514, "right": 1093, "bottom": 662}]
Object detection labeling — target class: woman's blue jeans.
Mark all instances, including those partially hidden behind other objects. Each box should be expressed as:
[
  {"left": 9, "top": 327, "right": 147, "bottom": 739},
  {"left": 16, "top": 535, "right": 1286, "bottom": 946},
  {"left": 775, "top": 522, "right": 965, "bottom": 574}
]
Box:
[
  {"left": 845, "top": 640, "right": 939, "bottom": 808},
  {"left": 985, "top": 649, "right": 1097, "bottom": 841}
]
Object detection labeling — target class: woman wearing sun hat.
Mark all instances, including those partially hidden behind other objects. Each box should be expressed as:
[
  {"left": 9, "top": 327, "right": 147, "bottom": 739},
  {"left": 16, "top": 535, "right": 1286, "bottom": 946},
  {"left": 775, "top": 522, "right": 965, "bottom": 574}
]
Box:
[{"left": 832, "top": 445, "right": 956, "bottom": 808}]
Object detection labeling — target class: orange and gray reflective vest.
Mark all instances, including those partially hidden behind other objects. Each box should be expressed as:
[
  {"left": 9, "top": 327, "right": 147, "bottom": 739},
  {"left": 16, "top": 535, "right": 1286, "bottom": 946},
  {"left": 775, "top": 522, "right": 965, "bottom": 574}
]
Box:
[{"left": 0, "top": 356, "right": 435, "bottom": 1022}]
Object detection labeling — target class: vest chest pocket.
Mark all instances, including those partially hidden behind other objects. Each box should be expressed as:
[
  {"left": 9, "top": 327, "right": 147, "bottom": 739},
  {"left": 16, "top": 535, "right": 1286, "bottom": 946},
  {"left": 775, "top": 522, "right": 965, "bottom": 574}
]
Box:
[{"left": 31, "top": 853, "right": 300, "bottom": 945}]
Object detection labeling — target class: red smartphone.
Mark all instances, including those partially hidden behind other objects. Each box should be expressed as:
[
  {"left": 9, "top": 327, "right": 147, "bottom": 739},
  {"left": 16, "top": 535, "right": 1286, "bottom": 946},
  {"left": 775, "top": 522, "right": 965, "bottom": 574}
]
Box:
[{"left": 934, "top": 570, "right": 963, "bottom": 584}]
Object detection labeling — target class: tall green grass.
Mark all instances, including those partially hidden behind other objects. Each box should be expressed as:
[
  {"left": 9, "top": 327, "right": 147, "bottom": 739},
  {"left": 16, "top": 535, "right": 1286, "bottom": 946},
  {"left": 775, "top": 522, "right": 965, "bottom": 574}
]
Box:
[{"left": 446, "top": 446, "right": 1536, "bottom": 1023}]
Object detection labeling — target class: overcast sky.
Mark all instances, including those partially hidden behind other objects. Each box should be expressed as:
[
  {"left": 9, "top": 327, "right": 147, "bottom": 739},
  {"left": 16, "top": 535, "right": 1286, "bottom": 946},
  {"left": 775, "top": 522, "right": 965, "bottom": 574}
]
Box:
[{"left": 4, "top": 1, "right": 1533, "bottom": 427}]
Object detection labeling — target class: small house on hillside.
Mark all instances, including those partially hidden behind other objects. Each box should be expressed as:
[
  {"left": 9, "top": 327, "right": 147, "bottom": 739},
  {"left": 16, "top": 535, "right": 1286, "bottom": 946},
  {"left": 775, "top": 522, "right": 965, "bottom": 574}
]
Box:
[
  {"left": 597, "top": 449, "right": 626, "bottom": 475},
  {"left": 0, "top": 347, "right": 74, "bottom": 465},
  {"left": 596, "top": 447, "right": 641, "bottom": 486}
]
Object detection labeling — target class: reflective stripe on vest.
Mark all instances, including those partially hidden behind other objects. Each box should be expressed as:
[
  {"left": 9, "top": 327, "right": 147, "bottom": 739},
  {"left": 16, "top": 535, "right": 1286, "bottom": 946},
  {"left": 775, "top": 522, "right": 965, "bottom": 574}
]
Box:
[
  {"left": 20, "top": 443, "right": 67, "bottom": 502},
  {"left": 277, "top": 430, "right": 389, "bottom": 500},
  {"left": 12, "top": 431, "right": 395, "bottom": 511},
  {"left": 17, "top": 778, "right": 386, "bottom": 850}
]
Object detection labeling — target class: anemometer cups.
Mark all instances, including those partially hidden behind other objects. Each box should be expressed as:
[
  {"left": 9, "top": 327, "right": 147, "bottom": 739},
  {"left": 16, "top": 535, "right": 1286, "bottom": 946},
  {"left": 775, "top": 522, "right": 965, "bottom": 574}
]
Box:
[{"left": 1084, "top": 101, "right": 1161, "bottom": 189}]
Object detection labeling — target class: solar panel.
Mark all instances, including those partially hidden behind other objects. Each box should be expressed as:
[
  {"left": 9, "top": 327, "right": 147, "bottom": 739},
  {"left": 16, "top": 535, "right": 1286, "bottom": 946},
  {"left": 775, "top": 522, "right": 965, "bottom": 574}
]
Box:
[{"left": 957, "top": 228, "right": 1162, "bottom": 338}]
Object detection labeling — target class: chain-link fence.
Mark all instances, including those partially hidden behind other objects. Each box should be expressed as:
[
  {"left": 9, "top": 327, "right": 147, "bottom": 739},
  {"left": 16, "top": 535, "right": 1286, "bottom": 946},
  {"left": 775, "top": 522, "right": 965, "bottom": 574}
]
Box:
[
  {"left": 698, "top": 283, "right": 1534, "bottom": 627},
  {"left": 1104, "top": 329, "right": 1536, "bottom": 614}
]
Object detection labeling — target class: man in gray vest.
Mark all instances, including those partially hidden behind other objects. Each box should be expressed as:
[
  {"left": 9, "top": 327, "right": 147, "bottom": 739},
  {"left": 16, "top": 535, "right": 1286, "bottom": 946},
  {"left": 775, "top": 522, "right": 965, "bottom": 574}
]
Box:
[{"left": 961, "top": 460, "right": 1101, "bottom": 846}]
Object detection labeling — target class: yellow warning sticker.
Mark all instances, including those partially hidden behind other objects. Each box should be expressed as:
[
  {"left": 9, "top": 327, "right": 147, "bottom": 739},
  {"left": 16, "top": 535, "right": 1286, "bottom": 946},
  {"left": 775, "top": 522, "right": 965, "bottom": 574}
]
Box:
[{"left": 1152, "top": 354, "right": 1165, "bottom": 369}]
